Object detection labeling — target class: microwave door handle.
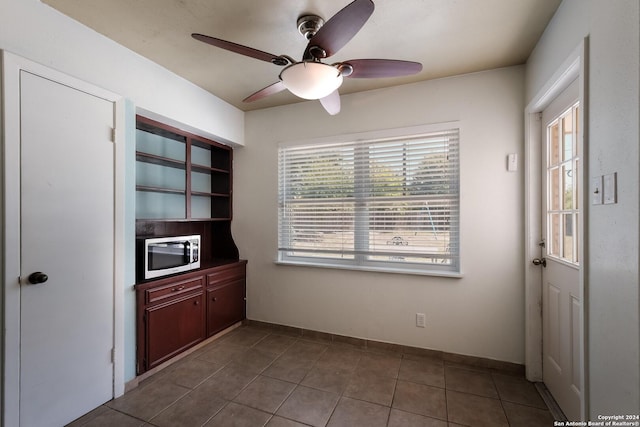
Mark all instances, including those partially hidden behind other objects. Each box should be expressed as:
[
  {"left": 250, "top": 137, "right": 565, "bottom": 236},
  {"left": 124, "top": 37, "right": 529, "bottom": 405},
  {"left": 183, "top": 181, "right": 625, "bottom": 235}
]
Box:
[
  {"left": 184, "top": 241, "right": 191, "bottom": 262},
  {"left": 192, "top": 240, "right": 199, "bottom": 263}
]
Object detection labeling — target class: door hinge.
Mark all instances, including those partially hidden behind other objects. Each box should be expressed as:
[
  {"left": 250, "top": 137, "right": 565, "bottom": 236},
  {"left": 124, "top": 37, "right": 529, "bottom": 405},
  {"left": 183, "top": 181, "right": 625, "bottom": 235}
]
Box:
[
  {"left": 111, "top": 348, "right": 116, "bottom": 364},
  {"left": 110, "top": 127, "right": 116, "bottom": 142}
]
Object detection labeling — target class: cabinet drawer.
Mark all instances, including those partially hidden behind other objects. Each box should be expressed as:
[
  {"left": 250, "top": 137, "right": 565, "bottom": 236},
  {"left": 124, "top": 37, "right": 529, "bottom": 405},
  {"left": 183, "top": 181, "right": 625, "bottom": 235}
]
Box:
[
  {"left": 206, "top": 263, "right": 246, "bottom": 287},
  {"left": 146, "top": 277, "right": 203, "bottom": 304}
]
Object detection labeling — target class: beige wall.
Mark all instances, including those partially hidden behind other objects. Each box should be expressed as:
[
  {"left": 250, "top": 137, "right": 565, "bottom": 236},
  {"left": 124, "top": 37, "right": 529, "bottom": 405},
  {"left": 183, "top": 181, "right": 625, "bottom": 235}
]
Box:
[
  {"left": 526, "top": 0, "right": 640, "bottom": 416},
  {"left": 0, "top": 0, "right": 244, "bottom": 146},
  {"left": 234, "top": 66, "right": 526, "bottom": 364}
]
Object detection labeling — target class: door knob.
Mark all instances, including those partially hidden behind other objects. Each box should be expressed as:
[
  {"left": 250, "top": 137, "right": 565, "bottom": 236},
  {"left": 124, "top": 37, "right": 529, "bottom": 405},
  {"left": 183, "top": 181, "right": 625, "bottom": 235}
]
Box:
[
  {"left": 28, "top": 272, "right": 49, "bottom": 284},
  {"left": 532, "top": 258, "right": 547, "bottom": 268}
]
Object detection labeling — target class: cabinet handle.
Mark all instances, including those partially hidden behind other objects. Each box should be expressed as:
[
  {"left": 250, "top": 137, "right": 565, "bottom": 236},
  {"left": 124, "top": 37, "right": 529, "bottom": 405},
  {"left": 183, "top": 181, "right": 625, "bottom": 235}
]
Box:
[
  {"left": 212, "top": 297, "right": 217, "bottom": 302},
  {"left": 171, "top": 286, "right": 185, "bottom": 292},
  {"left": 194, "top": 300, "right": 199, "bottom": 305}
]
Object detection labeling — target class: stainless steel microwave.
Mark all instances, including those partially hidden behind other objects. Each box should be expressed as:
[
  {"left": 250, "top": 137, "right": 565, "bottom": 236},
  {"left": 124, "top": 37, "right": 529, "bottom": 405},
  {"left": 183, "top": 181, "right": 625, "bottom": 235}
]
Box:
[{"left": 139, "top": 235, "right": 200, "bottom": 280}]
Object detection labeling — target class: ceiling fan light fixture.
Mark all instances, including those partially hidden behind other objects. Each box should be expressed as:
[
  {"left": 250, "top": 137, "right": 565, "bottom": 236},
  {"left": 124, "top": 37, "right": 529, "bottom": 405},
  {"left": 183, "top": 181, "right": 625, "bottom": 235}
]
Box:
[{"left": 279, "top": 62, "right": 343, "bottom": 100}]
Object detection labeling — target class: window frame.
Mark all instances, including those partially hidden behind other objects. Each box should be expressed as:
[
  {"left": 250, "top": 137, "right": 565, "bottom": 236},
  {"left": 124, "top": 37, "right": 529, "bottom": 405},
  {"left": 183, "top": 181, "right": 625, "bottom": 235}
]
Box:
[{"left": 276, "top": 122, "right": 463, "bottom": 277}]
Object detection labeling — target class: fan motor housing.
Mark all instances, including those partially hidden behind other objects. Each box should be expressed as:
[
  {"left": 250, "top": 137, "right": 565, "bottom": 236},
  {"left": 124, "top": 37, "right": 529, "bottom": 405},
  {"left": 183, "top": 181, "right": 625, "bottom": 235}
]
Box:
[{"left": 297, "top": 15, "right": 324, "bottom": 40}]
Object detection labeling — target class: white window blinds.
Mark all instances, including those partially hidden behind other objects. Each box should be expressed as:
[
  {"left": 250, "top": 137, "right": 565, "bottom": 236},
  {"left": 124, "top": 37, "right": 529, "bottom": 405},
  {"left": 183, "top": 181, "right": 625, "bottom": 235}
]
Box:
[{"left": 278, "top": 128, "right": 460, "bottom": 274}]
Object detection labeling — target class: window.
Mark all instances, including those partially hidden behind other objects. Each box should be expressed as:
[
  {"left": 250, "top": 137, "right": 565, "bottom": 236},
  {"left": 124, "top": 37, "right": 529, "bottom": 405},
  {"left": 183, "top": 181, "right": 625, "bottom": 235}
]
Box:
[
  {"left": 278, "top": 126, "right": 460, "bottom": 275},
  {"left": 546, "top": 102, "right": 579, "bottom": 264}
]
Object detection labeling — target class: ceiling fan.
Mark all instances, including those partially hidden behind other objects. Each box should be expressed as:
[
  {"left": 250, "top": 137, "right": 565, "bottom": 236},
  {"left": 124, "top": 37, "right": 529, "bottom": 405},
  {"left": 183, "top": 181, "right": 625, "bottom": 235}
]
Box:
[{"left": 192, "top": 0, "right": 422, "bottom": 115}]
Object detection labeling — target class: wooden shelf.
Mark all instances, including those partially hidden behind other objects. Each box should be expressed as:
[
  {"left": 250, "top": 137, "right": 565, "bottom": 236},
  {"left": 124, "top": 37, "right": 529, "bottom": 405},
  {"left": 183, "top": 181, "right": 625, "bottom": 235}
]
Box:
[
  {"left": 135, "top": 115, "right": 234, "bottom": 223},
  {"left": 136, "top": 185, "right": 186, "bottom": 195},
  {"left": 135, "top": 217, "right": 231, "bottom": 223},
  {"left": 192, "top": 163, "right": 229, "bottom": 174},
  {"left": 191, "top": 191, "right": 230, "bottom": 198},
  {"left": 136, "top": 152, "right": 186, "bottom": 169}
]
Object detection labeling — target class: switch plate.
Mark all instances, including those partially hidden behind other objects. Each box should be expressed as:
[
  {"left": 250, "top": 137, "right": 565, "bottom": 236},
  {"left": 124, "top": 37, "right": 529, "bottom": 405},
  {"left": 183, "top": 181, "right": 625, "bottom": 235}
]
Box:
[
  {"left": 592, "top": 176, "right": 603, "bottom": 205},
  {"left": 507, "top": 153, "right": 518, "bottom": 172},
  {"left": 603, "top": 172, "right": 617, "bottom": 204},
  {"left": 416, "top": 313, "right": 426, "bottom": 328}
]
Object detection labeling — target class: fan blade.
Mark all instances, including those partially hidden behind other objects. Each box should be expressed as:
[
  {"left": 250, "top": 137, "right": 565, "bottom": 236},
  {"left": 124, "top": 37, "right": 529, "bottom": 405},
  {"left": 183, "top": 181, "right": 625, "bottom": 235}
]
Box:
[
  {"left": 319, "top": 90, "right": 341, "bottom": 115},
  {"left": 192, "top": 33, "right": 288, "bottom": 65},
  {"left": 343, "top": 59, "right": 423, "bottom": 78},
  {"left": 304, "top": 0, "right": 374, "bottom": 60},
  {"left": 243, "top": 81, "right": 287, "bottom": 103}
]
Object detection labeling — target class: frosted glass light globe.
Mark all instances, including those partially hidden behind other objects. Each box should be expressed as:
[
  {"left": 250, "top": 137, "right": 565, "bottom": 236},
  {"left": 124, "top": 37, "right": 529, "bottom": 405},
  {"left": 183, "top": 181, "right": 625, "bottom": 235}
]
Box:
[{"left": 280, "top": 62, "right": 343, "bottom": 100}]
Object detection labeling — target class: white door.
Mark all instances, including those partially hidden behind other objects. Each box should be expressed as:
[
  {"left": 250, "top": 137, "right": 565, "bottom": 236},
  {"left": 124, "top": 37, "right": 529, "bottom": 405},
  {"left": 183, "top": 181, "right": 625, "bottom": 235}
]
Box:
[
  {"left": 540, "top": 79, "right": 581, "bottom": 420},
  {"left": 19, "top": 71, "right": 115, "bottom": 427}
]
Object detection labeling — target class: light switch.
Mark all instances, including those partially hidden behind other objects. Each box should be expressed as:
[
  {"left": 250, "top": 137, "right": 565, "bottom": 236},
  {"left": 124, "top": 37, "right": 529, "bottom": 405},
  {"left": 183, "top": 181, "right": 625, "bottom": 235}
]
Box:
[
  {"left": 592, "top": 176, "right": 603, "bottom": 205},
  {"left": 603, "top": 172, "right": 617, "bottom": 204},
  {"left": 507, "top": 153, "right": 517, "bottom": 172}
]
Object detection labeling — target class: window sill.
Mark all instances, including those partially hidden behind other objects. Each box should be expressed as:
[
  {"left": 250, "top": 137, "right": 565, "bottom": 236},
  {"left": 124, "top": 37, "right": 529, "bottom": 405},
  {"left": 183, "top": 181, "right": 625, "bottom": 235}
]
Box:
[{"left": 274, "top": 260, "right": 464, "bottom": 278}]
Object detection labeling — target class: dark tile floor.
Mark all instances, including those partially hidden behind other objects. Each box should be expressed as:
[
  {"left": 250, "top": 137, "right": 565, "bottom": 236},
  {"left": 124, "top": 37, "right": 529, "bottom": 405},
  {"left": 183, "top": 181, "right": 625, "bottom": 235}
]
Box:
[{"left": 68, "top": 325, "right": 556, "bottom": 427}]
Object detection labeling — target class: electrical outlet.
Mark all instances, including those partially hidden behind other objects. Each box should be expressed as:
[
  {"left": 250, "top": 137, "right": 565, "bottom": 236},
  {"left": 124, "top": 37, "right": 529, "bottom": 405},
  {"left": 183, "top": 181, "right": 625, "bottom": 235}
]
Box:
[{"left": 416, "top": 313, "right": 426, "bottom": 328}]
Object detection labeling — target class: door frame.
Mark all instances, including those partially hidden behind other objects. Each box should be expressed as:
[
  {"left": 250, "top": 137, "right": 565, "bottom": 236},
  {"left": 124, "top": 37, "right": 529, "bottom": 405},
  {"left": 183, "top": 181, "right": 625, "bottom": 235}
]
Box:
[
  {"left": 524, "top": 39, "right": 589, "bottom": 418},
  {"left": 1, "top": 51, "right": 126, "bottom": 426}
]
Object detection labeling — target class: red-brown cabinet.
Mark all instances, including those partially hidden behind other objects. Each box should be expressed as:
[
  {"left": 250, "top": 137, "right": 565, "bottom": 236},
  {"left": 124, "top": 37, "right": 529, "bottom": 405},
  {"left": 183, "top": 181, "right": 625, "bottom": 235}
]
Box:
[
  {"left": 206, "top": 262, "right": 247, "bottom": 336},
  {"left": 134, "top": 116, "right": 246, "bottom": 375},
  {"left": 136, "top": 261, "right": 246, "bottom": 374}
]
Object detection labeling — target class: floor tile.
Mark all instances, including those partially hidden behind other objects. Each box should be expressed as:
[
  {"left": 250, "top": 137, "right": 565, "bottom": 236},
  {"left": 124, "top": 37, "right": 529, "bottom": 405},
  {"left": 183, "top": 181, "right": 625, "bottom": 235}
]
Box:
[
  {"left": 66, "top": 405, "right": 111, "bottom": 426},
  {"left": 276, "top": 385, "right": 340, "bottom": 427},
  {"left": 234, "top": 375, "right": 296, "bottom": 413},
  {"left": 387, "top": 408, "right": 448, "bottom": 427},
  {"left": 492, "top": 373, "right": 547, "bottom": 408},
  {"left": 197, "top": 342, "right": 248, "bottom": 365},
  {"left": 162, "top": 358, "right": 224, "bottom": 389},
  {"left": 502, "top": 401, "right": 556, "bottom": 426},
  {"left": 398, "top": 356, "right": 445, "bottom": 388},
  {"left": 86, "top": 325, "right": 554, "bottom": 427},
  {"left": 196, "top": 364, "right": 258, "bottom": 400},
  {"left": 366, "top": 340, "right": 404, "bottom": 356},
  {"left": 221, "top": 328, "right": 269, "bottom": 347},
  {"left": 263, "top": 355, "right": 316, "bottom": 384},
  {"left": 149, "top": 388, "right": 226, "bottom": 427},
  {"left": 444, "top": 361, "right": 490, "bottom": 373},
  {"left": 301, "top": 329, "right": 334, "bottom": 344},
  {"left": 332, "top": 334, "right": 367, "bottom": 349},
  {"left": 326, "top": 397, "right": 389, "bottom": 427},
  {"left": 301, "top": 366, "right": 354, "bottom": 394},
  {"left": 314, "top": 346, "right": 362, "bottom": 371},
  {"left": 446, "top": 390, "right": 508, "bottom": 427},
  {"left": 265, "top": 416, "right": 311, "bottom": 427},
  {"left": 71, "top": 407, "right": 145, "bottom": 427},
  {"left": 445, "top": 366, "right": 498, "bottom": 398},
  {"left": 254, "top": 334, "right": 297, "bottom": 355},
  {"left": 281, "top": 341, "right": 328, "bottom": 362},
  {"left": 228, "top": 348, "right": 279, "bottom": 374},
  {"left": 392, "top": 380, "right": 447, "bottom": 420},
  {"left": 106, "top": 380, "right": 190, "bottom": 421},
  {"left": 343, "top": 371, "right": 397, "bottom": 406},
  {"left": 356, "top": 352, "right": 402, "bottom": 378},
  {"left": 204, "top": 402, "right": 271, "bottom": 427}
]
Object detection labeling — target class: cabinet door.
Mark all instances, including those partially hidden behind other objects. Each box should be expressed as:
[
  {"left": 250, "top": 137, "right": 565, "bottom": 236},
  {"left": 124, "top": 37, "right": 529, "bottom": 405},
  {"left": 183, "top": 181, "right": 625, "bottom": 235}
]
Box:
[
  {"left": 207, "top": 280, "right": 246, "bottom": 336},
  {"left": 145, "top": 292, "right": 205, "bottom": 369}
]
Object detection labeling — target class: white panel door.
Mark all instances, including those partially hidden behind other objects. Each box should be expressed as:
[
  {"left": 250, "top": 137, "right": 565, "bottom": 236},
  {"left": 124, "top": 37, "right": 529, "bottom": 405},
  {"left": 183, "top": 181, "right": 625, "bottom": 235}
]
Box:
[
  {"left": 540, "top": 79, "right": 581, "bottom": 420},
  {"left": 19, "top": 71, "right": 115, "bottom": 427}
]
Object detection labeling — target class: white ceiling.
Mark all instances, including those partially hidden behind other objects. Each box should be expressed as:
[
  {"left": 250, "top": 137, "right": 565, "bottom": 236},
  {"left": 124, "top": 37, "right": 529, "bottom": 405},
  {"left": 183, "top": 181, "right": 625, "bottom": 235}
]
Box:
[{"left": 43, "top": 0, "right": 561, "bottom": 111}]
